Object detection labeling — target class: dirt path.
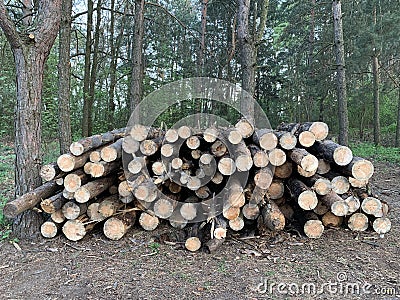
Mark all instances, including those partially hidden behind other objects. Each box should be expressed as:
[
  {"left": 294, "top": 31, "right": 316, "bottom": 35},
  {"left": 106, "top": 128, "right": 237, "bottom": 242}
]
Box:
[{"left": 0, "top": 161, "right": 399, "bottom": 300}]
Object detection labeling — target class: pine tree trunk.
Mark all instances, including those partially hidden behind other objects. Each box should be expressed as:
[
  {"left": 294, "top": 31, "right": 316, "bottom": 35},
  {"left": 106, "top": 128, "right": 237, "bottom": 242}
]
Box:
[
  {"left": 130, "top": 0, "right": 145, "bottom": 119},
  {"left": 372, "top": 55, "right": 380, "bottom": 146},
  {"left": 332, "top": 0, "right": 349, "bottom": 146},
  {"left": 82, "top": 0, "right": 94, "bottom": 136},
  {"left": 396, "top": 86, "right": 400, "bottom": 147},
  {"left": 0, "top": 0, "right": 62, "bottom": 239},
  {"left": 238, "top": 0, "right": 255, "bottom": 122},
  {"left": 57, "top": 0, "right": 72, "bottom": 153}
]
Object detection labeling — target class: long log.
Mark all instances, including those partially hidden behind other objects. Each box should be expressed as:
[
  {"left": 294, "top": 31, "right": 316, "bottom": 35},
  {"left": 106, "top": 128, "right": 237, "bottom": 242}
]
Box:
[
  {"left": 75, "top": 176, "right": 115, "bottom": 203},
  {"left": 62, "top": 201, "right": 88, "bottom": 220},
  {"left": 3, "top": 180, "right": 62, "bottom": 218},
  {"left": 64, "top": 169, "right": 89, "bottom": 192},
  {"left": 57, "top": 152, "right": 91, "bottom": 172},
  {"left": 289, "top": 148, "right": 318, "bottom": 172},
  {"left": 257, "top": 200, "right": 285, "bottom": 233},
  {"left": 41, "top": 191, "right": 69, "bottom": 214},
  {"left": 70, "top": 128, "right": 125, "bottom": 156},
  {"left": 309, "top": 140, "right": 353, "bottom": 166},
  {"left": 339, "top": 157, "right": 374, "bottom": 181},
  {"left": 101, "top": 138, "right": 123, "bottom": 162}
]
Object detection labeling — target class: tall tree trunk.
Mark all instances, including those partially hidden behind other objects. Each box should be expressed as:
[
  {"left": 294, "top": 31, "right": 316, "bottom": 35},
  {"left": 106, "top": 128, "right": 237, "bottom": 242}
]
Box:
[
  {"left": 396, "top": 86, "right": 400, "bottom": 147},
  {"left": 372, "top": 55, "right": 380, "bottom": 145},
  {"left": 58, "top": 0, "right": 72, "bottom": 153},
  {"left": 238, "top": 0, "right": 255, "bottom": 122},
  {"left": 130, "top": 0, "right": 145, "bottom": 121},
  {"left": 332, "top": 0, "right": 349, "bottom": 146},
  {"left": 0, "top": 1, "right": 62, "bottom": 239},
  {"left": 82, "top": 0, "right": 94, "bottom": 136},
  {"left": 238, "top": 0, "right": 269, "bottom": 124},
  {"left": 107, "top": 0, "right": 117, "bottom": 130},
  {"left": 87, "top": 1, "right": 102, "bottom": 135},
  {"left": 306, "top": 0, "right": 316, "bottom": 121},
  {"left": 195, "top": 0, "right": 208, "bottom": 127}
]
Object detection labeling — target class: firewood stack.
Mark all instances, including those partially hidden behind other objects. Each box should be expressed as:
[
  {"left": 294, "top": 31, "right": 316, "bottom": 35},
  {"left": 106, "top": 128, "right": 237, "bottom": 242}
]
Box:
[{"left": 3, "top": 121, "right": 391, "bottom": 251}]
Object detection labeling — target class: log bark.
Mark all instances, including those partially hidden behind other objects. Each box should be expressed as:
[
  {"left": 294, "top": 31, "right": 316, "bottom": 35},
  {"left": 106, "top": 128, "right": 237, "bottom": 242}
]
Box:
[
  {"left": 310, "top": 140, "right": 353, "bottom": 166},
  {"left": 75, "top": 176, "right": 115, "bottom": 203},
  {"left": 40, "top": 191, "right": 68, "bottom": 214},
  {"left": 319, "top": 191, "right": 349, "bottom": 216},
  {"left": 70, "top": 128, "right": 125, "bottom": 156},
  {"left": 3, "top": 181, "right": 62, "bottom": 218},
  {"left": 289, "top": 148, "right": 318, "bottom": 172},
  {"left": 257, "top": 200, "right": 285, "bottom": 233}
]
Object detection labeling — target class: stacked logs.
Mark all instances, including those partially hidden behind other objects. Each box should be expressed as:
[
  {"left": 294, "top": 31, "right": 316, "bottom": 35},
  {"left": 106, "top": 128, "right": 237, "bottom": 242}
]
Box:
[{"left": 3, "top": 121, "right": 391, "bottom": 252}]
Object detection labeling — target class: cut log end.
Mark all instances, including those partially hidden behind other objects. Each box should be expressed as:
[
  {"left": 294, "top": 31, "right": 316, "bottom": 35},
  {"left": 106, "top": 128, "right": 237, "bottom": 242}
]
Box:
[
  {"left": 40, "top": 221, "right": 59, "bottom": 238},
  {"left": 185, "top": 237, "right": 201, "bottom": 252},
  {"left": 322, "top": 212, "right": 343, "bottom": 227},
  {"left": 331, "top": 200, "right": 349, "bottom": 217},
  {"left": 308, "top": 122, "right": 329, "bottom": 141},
  {"left": 372, "top": 217, "right": 391, "bottom": 234},
  {"left": 333, "top": 146, "right": 353, "bottom": 166},
  {"left": 139, "top": 212, "right": 159, "bottom": 231},
  {"left": 351, "top": 159, "right": 374, "bottom": 181},
  {"left": 268, "top": 148, "right": 286, "bottom": 167},
  {"left": 304, "top": 220, "right": 324, "bottom": 239},
  {"left": 361, "top": 197, "right": 382, "bottom": 216},
  {"left": 347, "top": 213, "right": 368, "bottom": 231},
  {"left": 62, "top": 219, "right": 87, "bottom": 241},
  {"left": 298, "top": 191, "right": 318, "bottom": 210},
  {"left": 298, "top": 131, "right": 316, "bottom": 148}
]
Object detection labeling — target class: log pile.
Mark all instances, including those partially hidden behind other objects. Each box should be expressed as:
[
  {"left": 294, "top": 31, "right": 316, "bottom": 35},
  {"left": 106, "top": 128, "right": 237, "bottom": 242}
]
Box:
[{"left": 3, "top": 121, "right": 391, "bottom": 252}]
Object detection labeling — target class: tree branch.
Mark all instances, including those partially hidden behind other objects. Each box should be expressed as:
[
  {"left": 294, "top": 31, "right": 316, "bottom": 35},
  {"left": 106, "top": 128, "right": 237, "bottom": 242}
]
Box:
[{"left": 0, "top": 2, "right": 22, "bottom": 48}]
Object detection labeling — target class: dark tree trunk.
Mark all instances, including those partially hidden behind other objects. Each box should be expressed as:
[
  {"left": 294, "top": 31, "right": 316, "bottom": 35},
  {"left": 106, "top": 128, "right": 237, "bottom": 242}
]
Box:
[
  {"left": 82, "top": 0, "right": 94, "bottom": 136},
  {"left": 306, "top": 0, "right": 316, "bottom": 121},
  {"left": 87, "top": 1, "right": 102, "bottom": 134},
  {"left": 0, "top": 1, "right": 62, "bottom": 239},
  {"left": 238, "top": 0, "right": 269, "bottom": 124},
  {"left": 372, "top": 55, "right": 380, "bottom": 146},
  {"left": 396, "top": 86, "right": 400, "bottom": 147},
  {"left": 58, "top": 0, "right": 72, "bottom": 153},
  {"left": 332, "top": 0, "right": 349, "bottom": 146},
  {"left": 130, "top": 0, "right": 145, "bottom": 121},
  {"left": 238, "top": 0, "right": 255, "bottom": 122}
]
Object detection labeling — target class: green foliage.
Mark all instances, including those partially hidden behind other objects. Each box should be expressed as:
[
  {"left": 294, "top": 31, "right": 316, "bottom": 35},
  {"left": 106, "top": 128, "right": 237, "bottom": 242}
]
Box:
[
  {"left": 351, "top": 142, "right": 400, "bottom": 164},
  {"left": 149, "top": 242, "right": 160, "bottom": 254}
]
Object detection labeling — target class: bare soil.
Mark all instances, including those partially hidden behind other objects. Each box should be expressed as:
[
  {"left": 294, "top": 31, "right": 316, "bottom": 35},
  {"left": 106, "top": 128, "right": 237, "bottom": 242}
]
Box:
[{"left": 0, "top": 161, "right": 399, "bottom": 300}]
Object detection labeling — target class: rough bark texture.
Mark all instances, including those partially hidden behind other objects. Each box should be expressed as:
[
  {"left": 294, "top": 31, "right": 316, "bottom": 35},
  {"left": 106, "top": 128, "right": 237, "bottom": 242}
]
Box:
[
  {"left": 130, "top": 0, "right": 145, "bottom": 119},
  {"left": 82, "top": 0, "right": 94, "bottom": 136},
  {"left": 57, "top": 0, "right": 72, "bottom": 153},
  {"left": 332, "top": 0, "right": 349, "bottom": 146},
  {"left": 0, "top": 0, "right": 62, "bottom": 239}
]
